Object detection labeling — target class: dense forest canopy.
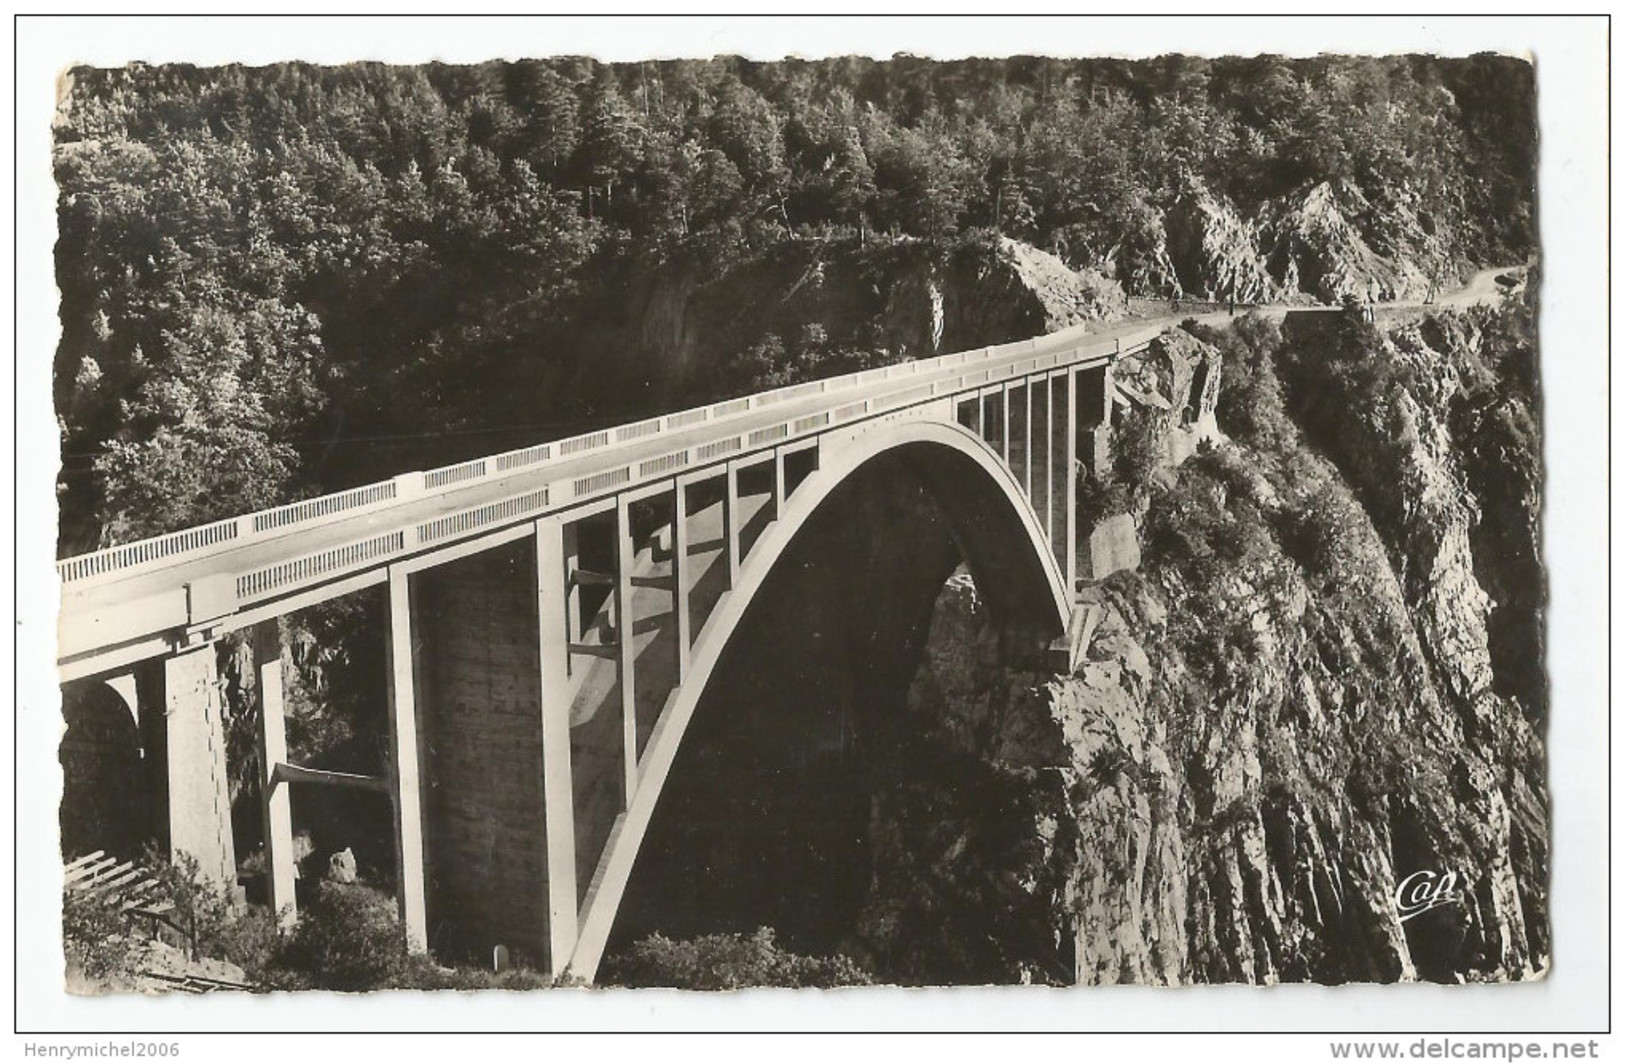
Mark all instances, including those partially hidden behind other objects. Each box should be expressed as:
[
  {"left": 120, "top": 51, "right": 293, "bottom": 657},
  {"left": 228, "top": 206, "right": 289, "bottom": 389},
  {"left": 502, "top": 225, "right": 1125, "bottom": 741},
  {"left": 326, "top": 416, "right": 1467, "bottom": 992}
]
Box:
[{"left": 53, "top": 53, "right": 1536, "bottom": 552}]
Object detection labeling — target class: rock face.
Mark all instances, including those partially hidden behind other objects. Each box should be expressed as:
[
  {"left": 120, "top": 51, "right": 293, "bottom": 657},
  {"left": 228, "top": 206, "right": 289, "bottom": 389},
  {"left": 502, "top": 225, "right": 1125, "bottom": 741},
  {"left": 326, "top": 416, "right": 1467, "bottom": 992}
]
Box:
[
  {"left": 855, "top": 302, "right": 1546, "bottom": 987},
  {"left": 1264, "top": 181, "right": 1437, "bottom": 304},
  {"left": 550, "top": 236, "right": 1129, "bottom": 414},
  {"left": 1276, "top": 306, "right": 1548, "bottom": 972},
  {"left": 1113, "top": 329, "right": 1225, "bottom": 466},
  {"left": 994, "top": 237, "right": 1129, "bottom": 329},
  {"left": 1164, "top": 185, "right": 1278, "bottom": 303},
  {"left": 1092, "top": 178, "right": 1455, "bottom": 306}
]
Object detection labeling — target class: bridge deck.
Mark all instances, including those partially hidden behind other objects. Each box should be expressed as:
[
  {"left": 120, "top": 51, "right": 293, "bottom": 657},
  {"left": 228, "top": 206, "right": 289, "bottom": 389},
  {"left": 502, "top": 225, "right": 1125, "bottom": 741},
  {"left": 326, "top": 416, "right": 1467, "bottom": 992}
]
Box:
[{"left": 58, "top": 314, "right": 1171, "bottom": 672}]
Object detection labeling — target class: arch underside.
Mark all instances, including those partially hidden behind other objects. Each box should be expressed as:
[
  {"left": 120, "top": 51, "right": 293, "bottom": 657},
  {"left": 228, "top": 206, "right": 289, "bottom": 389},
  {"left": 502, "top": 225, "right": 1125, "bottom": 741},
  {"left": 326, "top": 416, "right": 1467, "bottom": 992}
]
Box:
[
  {"left": 565, "top": 420, "right": 1070, "bottom": 978},
  {"left": 59, "top": 679, "right": 152, "bottom": 863}
]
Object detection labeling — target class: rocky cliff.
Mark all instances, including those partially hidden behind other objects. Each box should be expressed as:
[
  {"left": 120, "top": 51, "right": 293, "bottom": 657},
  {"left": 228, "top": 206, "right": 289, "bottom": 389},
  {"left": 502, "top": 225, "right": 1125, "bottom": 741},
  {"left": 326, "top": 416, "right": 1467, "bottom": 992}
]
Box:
[
  {"left": 853, "top": 296, "right": 1546, "bottom": 986},
  {"left": 1111, "top": 178, "right": 1454, "bottom": 305},
  {"left": 533, "top": 236, "right": 1126, "bottom": 419},
  {"left": 1164, "top": 185, "right": 1279, "bottom": 304},
  {"left": 1264, "top": 181, "right": 1439, "bottom": 304}
]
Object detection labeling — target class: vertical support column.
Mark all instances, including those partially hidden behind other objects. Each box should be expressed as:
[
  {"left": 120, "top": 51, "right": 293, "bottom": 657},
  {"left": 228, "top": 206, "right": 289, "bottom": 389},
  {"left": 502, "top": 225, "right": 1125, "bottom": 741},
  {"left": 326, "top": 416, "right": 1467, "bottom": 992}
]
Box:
[
  {"left": 1001, "top": 384, "right": 1012, "bottom": 466},
  {"left": 772, "top": 447, "right": 786, "bottom": 518},
  {"left": 1043, "top": 374, "right": 1056, "bottom": 548},
  {"left": 252, "top": 620, "right": 296, "bottom": 928},
  {"left": 673, "top": 479, "right": 692, "bottom": 680},
  {"left": 562, "top": 521, "right": 583, "bottom": 653},
  {"left": 384, "top": 567, "right": 428, "bottom": 954},
  {"left": 1064, "top": 368, "right": 1079, "bottom": 594},
  {"left": 970, "top": 395, "right": 984, "bottom": 437},
  {"left": 535, "top": 516, "right": 578, "bottom": 976},
  {"left": 163, "top": 642, "right": 238, "bottom": 901},
  {"left": 614, "top": 494, "right": 638, "bottom": 803},
  {"left": 724, "top": 460, "right": 741, "bottom": 587},
  {"left": 1022, "top": 378, "right": 1034, "bottom": 500}
]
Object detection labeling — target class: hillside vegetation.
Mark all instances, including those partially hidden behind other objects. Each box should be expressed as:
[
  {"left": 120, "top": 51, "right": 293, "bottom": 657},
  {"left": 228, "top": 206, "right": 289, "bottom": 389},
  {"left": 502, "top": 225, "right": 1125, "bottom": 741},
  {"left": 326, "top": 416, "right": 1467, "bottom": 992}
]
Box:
[{"left": 54, "top": 53, "right": 1535, "bottom": 552}]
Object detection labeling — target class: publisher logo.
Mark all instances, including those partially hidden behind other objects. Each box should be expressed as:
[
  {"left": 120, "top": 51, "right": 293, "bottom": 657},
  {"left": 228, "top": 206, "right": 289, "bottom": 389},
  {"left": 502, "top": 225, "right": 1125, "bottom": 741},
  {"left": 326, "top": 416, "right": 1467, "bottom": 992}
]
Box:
[{"left": 1395, "top": 869, "right": 1463, "bottom": 923}]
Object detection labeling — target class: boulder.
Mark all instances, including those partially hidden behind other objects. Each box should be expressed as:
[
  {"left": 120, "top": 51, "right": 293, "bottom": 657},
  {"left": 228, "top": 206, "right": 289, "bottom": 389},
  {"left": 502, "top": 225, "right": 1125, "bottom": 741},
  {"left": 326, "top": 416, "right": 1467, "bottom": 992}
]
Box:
[{"left": 326, "top": 847, "right": 358, "bottom": 885}]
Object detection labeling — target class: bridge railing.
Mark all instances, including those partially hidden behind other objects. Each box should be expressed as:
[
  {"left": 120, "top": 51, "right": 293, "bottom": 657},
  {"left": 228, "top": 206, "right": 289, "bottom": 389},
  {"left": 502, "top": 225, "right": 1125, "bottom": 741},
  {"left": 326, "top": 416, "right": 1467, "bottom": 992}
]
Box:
[{"left": 58, "top": 322, "right": 1166, "bottom": 593}]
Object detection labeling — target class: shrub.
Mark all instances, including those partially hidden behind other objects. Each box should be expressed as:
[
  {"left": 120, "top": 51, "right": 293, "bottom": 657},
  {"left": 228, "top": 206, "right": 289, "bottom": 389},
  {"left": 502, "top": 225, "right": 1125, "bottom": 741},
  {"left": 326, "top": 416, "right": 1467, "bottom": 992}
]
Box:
[
  {"left": 141, "top": 846, "right": 249, "bottom": 962},
  {"left": 265, "top": 881, "right": 408, "bottom": 991},
  {"left": 602, "top": 927, "right": 873, "bottom": 990},
  {"left": 65, "top": 848, "right": 261, "bottom": 989},
  {"left": 1113, "top": 407, "right": 1166, "bottom": 503},
  {"left": 1205, "top": 312, "right": 1295, "bottom": 451},
  {"left": 62, "top": 884, "right": 149, "bottom": 987},
  {"left": 391, "top": 957, "right": 559, "bottom": 991}
]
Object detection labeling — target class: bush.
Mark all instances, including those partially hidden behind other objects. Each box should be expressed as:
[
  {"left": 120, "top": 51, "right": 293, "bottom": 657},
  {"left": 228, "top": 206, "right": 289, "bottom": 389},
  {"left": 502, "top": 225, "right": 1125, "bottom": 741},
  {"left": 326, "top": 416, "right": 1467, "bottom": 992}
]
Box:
[
  {"left": 65, "top": 848, "right": 261, "bottom": 989},
  {"left": 1112, "top": 407, "right": 1166, "bottom": 504},
  {"left": 67, "top": 851, "right": 573, "bottom": 992},
  {"left": 141, "top": 847, "right": 254, "bottom": 962},
  {"left": 602, "top": 927, "right": 873, "bottom": 990},
  {"left": 391, "top": 957, "right": 559, "bottom": 991},
  {"left": 62, "top": 885, "right": 149, "bottom": 987},
  {"left": 1205, "top": 313, "right": 1295, "bottom": 451},
  {"left": 265, "top": 881, "right": 409, "bottom": 991}
]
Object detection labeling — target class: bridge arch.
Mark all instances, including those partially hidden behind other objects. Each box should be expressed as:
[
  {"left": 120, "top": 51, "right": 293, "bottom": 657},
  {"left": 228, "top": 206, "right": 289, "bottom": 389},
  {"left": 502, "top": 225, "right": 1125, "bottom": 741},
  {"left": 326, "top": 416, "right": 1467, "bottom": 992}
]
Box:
[
  {"left": 59, "top": 676, "right": 150, "bottom": 863},
  {"left": 566, "top": 418, "right": 1071, "bottom": 978}
]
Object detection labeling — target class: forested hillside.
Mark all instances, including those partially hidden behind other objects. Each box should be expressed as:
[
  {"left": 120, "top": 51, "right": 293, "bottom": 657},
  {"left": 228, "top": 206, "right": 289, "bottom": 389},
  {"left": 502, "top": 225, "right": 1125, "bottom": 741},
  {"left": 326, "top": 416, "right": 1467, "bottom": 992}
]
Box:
[{"left": 54, "top": 53, "right": 1535, "bottom": 553}]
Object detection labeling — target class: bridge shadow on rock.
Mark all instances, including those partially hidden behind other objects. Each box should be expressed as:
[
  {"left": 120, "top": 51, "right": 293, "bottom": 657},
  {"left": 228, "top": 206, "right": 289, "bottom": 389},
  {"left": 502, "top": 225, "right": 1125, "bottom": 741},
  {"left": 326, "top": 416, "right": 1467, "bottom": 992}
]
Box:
[{"left": 606, "top": 447, "right": 1057, "bottom": 973}]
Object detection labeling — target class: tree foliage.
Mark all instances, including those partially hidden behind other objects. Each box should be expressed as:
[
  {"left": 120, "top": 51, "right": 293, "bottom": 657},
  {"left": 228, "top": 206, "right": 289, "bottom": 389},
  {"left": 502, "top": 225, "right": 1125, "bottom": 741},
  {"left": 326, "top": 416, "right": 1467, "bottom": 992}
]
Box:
[
  {"left": 602, "top": 927, "right": 873, "bottom": 989},
  {"left": 54, "top": 55, "right": 1536, "bottom": 550}
]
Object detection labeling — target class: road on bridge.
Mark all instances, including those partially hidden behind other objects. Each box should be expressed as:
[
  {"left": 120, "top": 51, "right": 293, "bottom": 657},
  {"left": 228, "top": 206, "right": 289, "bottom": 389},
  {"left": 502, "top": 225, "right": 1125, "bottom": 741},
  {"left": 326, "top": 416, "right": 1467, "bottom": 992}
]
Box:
[{"left": 56, "top": 263, "right": 1520, "bottom": 669}]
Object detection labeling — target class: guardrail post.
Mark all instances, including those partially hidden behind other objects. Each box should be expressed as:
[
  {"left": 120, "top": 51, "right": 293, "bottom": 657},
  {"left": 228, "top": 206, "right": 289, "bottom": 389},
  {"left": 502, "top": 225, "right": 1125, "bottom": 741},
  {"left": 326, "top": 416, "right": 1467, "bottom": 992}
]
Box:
[
  {"left": 535, "top": 516, "right": 578, "bottom": 977},
  {"left": 393, "top": 472, "right": 424, "bottom": 501},
  {"left": 384, "top": 566, "right": 428, "bottom": 954}
]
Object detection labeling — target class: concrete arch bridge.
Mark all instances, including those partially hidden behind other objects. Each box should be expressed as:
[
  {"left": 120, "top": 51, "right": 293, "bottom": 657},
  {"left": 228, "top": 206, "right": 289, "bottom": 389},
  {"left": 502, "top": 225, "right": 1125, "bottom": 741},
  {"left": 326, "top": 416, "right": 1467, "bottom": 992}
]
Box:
[{"left": 55, "top": 318, "right": 1167, "bottom": 980}]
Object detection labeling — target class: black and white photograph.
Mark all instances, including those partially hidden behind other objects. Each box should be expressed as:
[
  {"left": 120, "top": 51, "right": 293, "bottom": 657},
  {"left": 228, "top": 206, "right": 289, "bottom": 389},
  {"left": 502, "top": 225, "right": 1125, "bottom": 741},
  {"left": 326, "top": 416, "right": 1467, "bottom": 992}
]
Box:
[{"left": 12, "top": 11, "right": 1611, "bottom": 1047}]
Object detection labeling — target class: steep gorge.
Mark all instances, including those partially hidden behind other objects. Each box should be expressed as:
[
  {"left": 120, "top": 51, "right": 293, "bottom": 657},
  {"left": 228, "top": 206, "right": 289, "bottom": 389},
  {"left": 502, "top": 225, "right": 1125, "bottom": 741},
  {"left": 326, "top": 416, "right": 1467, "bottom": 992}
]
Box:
[{"left": 847, "top": 298, "right": 1546, "bottom": 986}]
